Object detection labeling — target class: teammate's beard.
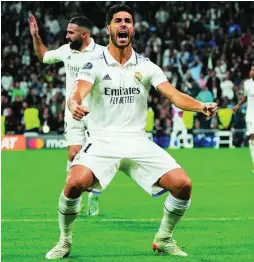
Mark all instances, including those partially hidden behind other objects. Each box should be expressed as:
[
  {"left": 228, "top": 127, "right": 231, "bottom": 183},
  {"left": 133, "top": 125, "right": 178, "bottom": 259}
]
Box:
[
  {"left": 110, "top": 31, "right": 133, "bottom": 49},
  {"left": 68, "top": 39, "right": 83, "bottom": 50}
]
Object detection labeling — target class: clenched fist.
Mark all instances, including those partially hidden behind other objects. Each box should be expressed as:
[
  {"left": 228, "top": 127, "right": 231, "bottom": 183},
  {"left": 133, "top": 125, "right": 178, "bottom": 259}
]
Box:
[
  {"left": 70, "top": 104, "right": 89, "bottom": 121},
  {"left": 202, "top": 102, "right": 218, "bottom": 117}
]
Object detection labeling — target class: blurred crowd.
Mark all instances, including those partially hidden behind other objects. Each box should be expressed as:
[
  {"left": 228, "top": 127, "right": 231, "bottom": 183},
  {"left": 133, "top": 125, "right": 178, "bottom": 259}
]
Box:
[{"left": 1, "top": 1, "right": 254, "bottom": 143}]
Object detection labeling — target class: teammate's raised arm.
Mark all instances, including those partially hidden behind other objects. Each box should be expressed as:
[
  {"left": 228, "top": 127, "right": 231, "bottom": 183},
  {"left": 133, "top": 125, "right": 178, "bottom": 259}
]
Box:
[
  {"left": 157, "top": 81, "right": 218, "bottom": 117},
  {"left": 67, "top": 80, "right": 92, "bottom": 121},
  {"left": 28, "top": 14, "right": 48, "bottom": 62}
]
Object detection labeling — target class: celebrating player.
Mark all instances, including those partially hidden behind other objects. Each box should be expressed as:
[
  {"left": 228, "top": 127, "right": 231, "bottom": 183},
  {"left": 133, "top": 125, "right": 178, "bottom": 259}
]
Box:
[
  {"left": 45, "top": 4, "right": 218, "bottom": 259},
  {"left": 233, "top": 64, "right": 254, "bottom": 173},
  {"left": 28, "top": 14, "right": 103, "bottom": 215}
]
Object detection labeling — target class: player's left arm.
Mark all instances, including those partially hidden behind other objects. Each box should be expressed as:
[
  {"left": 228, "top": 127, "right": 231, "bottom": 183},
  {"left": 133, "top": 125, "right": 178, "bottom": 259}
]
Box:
[
  {"left": 68, "top": 80, "right": 92, "bottom": 121},
  {"left": 157, "top": 81, "right": 218, "bottom": 117},
  {"left": 148, "top": 61, "right": 217, "bottom": 117}
]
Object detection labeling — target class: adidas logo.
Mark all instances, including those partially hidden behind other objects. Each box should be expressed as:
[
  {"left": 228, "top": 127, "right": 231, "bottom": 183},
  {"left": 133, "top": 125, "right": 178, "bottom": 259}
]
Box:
[{"left": 103, "top": 74, "right": 112, "bottom": 80}]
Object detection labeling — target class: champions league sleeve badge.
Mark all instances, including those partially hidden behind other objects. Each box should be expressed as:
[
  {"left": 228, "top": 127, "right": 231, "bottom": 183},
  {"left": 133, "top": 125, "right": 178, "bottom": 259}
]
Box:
[{"left": 83, "top": 62, "right": 93, "bottom": 69}]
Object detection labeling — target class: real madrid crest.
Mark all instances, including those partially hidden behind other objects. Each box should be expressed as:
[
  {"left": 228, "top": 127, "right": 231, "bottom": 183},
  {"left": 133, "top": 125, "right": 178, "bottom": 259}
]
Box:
[{"left": 134, "top": 72, "right": 142, "bottom": 84}]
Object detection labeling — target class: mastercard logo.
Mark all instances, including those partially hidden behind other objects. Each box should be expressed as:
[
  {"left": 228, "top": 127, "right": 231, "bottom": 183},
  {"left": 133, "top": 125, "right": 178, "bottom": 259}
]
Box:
[{"left": 28, "top": 138, "right": 45, "bottom": 149}]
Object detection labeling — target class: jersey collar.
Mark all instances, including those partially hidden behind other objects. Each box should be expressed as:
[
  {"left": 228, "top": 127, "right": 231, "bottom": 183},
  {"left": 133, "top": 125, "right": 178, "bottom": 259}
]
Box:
[
  {"left": 71, "top": 38, "right": 96, "bottom": 53},
  {"left": 103, "top": 46, "right": 138, "bottom": 67}
]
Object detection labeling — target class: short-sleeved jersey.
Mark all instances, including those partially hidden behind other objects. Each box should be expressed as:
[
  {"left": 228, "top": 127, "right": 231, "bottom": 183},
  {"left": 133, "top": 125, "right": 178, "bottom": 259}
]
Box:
[
  {"left": 244, "top": 78, "right": 254, "bottom": 121},
  {"left": 43, "top": 39, "right": 104, "bottom": 108},
  {"left": 76, "top": 47, "right": 168, "bottom": 133}
]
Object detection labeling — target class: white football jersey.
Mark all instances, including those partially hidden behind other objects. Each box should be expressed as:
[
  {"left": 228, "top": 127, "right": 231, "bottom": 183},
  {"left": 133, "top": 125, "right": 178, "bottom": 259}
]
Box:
[
  {"left": 244, "top": 78, "right": 254, "bottom": 121},
  {"left": 43, "top": 39, "right": 104, "bottom": 115},
  {"left": 76, "top": 47, "right": 168, "bottom": 133}
]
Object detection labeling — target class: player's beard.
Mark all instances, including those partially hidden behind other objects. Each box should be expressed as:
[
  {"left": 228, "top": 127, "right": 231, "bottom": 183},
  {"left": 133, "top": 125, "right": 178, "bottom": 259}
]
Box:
[
  {"left": 68, "top": 38, "right": 83, "bottom": 50},
  {"left": 110, "top": 30, "right": 134, "bottom": 49}
]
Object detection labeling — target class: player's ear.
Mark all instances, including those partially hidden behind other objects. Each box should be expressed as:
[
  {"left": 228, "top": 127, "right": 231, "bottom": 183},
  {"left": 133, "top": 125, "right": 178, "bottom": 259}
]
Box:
[{"left": 106, "top": 25, "right": 110, "bottom": 35}]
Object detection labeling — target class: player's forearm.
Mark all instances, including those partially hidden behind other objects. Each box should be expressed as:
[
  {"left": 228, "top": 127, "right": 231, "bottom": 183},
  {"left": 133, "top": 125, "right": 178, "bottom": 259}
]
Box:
[
  {"left": 32, "top": 35, "right": 48, "bottom": 62},
  {"left": 68, "top": 80, "right": 92, "bottom": 112},
  {"left": 171, "top": 92, "right": 204, "bottom": 113},
  {"left": 237, "top": 96, "right": 247, "bottom": 107},
  {"left": 158, "top": 81, "right": 205, "bottom": 113},
  {"left": 68, "top": 90, "right": 82, "bottom": 112}
]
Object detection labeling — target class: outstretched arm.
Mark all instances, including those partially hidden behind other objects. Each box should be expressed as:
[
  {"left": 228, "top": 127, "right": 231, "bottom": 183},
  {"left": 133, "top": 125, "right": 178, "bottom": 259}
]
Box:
[
  {"left": 157, "top": 81, "right": 218, "bottom": 117},
  {"left": 68, "top": 80, "right": 93, "bottom": 121},
  {"left": 28, "top": 14, "right": 48, "bottom": 62}
]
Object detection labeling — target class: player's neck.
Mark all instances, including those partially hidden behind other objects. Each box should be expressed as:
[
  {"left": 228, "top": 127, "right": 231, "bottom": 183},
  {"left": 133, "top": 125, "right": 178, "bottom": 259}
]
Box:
[
  {"left": 79, "top": 38, "right": 92, "bottom": 52},
  {"left": 108, "top": 43, "right": 132, "bottom": 66}
]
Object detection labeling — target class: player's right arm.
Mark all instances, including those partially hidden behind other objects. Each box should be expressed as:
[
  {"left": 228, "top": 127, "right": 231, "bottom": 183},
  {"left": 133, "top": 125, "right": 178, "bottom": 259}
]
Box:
[
  {"left": 68, "top": 60, "right": 99, "bottom": 121},
  {"left": 68, "top": 80, "right": 92, "bottom": 121},
  {"left": 28, "top": 14, "right": 63, "bottom": 64},
  {"left": 28, "top": 14, "right": 48, "bottom": 62}
]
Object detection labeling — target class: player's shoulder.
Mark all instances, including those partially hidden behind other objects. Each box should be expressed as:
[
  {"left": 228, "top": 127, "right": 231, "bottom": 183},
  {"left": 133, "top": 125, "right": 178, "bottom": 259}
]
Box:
[
  {"left": 244, "top": 78, "right": 253, "bottom": 85},
  {"left": 59, "top": 44, "right": 71, "bottom": 51},
  {"left": 94, "top": 43, "right": 105, "bottom": 52},
  {"left": 81, "top": 52, "right": 104, "bottom": 71},
  {"left": 135, "top": 52, "right": 159, "bottom": 71},
  {"left": 135, "top": 52, "right": 150, "bottom": 64},
  {"left": 244, "top": 78, "right": 252, "bottom": 89}
]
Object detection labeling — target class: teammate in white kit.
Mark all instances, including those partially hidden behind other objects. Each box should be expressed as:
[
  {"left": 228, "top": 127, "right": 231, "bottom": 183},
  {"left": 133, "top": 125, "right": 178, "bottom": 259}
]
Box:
[
  {"left": 45, "top": 4, "right": 218, "bottom": 259},
  {"left": 28, "top": 14, "right": 103, "bottom": 215},
  {"left": 233, "top": 64, "right": 254, "bottom": 173}
]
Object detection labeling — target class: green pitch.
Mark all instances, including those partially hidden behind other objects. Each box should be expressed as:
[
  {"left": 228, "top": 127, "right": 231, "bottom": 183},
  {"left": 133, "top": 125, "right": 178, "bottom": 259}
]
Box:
[{"left": 2, "top": 148, "right": 254, "bottom": 262}]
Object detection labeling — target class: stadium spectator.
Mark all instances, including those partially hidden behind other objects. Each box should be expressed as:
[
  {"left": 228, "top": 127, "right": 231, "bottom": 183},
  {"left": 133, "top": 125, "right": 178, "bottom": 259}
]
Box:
[
  {"left": 1, "top": 71, "right": 14, "bottom": 93},
  {"left": 220, "top": 72, "right": 235, "bottom": 100}
]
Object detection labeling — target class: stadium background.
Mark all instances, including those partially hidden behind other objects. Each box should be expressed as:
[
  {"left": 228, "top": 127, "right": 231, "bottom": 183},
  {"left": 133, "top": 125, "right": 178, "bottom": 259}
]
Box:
[
  {"left": 1, "top": 1, "right": 254, "bottom": 262},
  {"left": 1, "top": 1, "right": 254, "bottom": 149}
]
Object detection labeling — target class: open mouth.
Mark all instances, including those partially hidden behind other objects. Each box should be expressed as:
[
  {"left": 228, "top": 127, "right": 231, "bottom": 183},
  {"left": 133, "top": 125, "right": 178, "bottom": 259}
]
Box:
[{"left": 117, "top": 31, "right": 129, "bottom": 43}]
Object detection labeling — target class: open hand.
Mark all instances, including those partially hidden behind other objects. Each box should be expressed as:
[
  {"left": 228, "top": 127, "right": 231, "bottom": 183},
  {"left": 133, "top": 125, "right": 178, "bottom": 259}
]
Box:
[{"left": 28, "top": 14, "right": 39, "bottom": 38}]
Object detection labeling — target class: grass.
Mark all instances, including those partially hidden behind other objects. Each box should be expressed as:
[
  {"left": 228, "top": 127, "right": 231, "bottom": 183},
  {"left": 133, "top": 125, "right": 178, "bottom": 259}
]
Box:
[{"left": 2, "top": 148, "right": 254, "bottom": 261}]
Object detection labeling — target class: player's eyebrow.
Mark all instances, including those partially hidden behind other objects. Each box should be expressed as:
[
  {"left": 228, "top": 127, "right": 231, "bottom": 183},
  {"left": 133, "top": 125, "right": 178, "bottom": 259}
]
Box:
[{"left": 114, "top": 17, "right": 132, "bottom": 23}]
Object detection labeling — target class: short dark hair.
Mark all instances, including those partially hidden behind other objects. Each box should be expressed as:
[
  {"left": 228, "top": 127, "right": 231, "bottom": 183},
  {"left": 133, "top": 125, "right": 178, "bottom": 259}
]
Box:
[
  {"left": 106, "top": 4, "right": 134, "bottom": 25},
  {"left": 69, "top": 16, "right": 93, "bottom": 30}
]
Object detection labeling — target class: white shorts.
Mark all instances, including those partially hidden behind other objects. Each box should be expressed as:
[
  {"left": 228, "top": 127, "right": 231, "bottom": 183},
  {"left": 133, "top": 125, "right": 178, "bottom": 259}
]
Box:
[
  {"left": 64, "top": 110, "right": 87, "bottom": 146},
  {"left": 71, "top": 132, "right": 182, "bottom": 197},
  {"left": 246, "top": 120, "right": 254, "bottom": 136}
]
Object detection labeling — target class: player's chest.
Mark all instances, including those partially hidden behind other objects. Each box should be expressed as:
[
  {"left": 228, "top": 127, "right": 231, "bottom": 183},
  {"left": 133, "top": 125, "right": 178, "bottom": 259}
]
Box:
[{"left": 97, "top": 67, "right": 150, "bottom": 90}]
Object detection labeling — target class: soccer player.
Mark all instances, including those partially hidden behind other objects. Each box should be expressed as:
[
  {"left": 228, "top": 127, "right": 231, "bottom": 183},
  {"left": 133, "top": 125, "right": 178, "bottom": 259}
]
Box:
[
  {"left": 45, "top": 4, "right": 218, "bottom": 259},
  {"left": 233, "top": 64, "right": 254, "bottom": 173},
  {"left": 28, "top": 14, "right": 102, "bottom": 215}
]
